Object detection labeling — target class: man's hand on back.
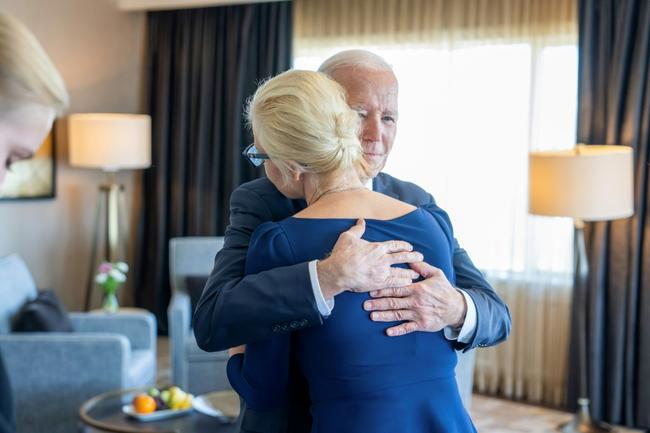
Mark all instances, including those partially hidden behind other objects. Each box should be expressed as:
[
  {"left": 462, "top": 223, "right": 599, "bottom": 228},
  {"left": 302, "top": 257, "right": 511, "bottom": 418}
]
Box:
[
  {"left": 363, "top": 261, "right": 467, "bottom": 336},
  {"left": 317, "top": 219, "right": 422, "bottom": 300}
]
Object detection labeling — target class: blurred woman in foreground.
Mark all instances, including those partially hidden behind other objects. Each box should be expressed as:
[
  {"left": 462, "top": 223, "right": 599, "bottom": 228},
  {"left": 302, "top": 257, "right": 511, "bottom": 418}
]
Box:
[{"left": 0, "top": 13, "right": 68, "bottom": 433}]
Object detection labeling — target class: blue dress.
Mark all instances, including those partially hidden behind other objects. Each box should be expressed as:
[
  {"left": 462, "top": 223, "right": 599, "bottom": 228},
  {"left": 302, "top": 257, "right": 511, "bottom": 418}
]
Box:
[{"left": 227, "top": 207, "right": 477, "bottom": 433}]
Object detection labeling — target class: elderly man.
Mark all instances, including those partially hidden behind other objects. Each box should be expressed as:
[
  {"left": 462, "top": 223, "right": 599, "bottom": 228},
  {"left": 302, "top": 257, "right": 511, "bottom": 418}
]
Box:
[{"left": 194, "top": 49, "right": 510, "bottom": 433}]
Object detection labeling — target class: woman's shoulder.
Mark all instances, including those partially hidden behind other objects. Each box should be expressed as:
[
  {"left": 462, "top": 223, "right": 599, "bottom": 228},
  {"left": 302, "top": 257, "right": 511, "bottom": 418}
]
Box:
[
  {"left": 250, "top": 220, "right": 287, "bottom": 248},
  {"left": 246, "top": 221, "right": 297, "bottom": 274},
  {"left": 293, "top": 190, "right": 417, "bottom": 220}
]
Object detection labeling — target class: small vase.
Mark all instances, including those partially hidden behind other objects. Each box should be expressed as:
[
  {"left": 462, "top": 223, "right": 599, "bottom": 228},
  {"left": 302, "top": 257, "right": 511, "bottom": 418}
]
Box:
[{"left": 102, "top": 292, "right": 119, "bottom": 313}]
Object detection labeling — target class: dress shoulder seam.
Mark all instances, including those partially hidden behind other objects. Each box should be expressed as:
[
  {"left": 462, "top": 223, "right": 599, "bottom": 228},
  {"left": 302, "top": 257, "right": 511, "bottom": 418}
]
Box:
[{"left": 277, "top": 222, "right": 299, "bottom": 265}]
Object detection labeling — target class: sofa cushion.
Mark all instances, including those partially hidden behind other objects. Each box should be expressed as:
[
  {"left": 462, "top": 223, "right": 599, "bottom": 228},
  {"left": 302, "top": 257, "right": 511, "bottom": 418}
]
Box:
[
  {"left": 12, "top": 290, "right": 73, "bottom": 333},
  {"left": 0, "top": 254, "right": 38, "bottom": 333}
]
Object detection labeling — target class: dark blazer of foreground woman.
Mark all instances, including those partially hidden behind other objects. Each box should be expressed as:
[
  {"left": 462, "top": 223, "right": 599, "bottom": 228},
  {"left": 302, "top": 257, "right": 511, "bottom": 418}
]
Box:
[
  {"left": 0, "top": 350, "right": 14, "bottom": 433},
  {"left": 193, "top": 172, "right": 511, "bottom": 433}
]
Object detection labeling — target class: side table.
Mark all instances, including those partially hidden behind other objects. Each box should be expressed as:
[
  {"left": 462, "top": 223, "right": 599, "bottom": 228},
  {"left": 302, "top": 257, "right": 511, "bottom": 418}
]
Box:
[{"left": 79, "top": 388, "right": 239, "bottom": 433}]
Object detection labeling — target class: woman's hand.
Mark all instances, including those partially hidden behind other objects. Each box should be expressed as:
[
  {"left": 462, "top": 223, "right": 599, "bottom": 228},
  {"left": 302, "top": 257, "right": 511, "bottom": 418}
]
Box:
[{"left": 228, "top": 345, "right": 246, "bottom": 357}]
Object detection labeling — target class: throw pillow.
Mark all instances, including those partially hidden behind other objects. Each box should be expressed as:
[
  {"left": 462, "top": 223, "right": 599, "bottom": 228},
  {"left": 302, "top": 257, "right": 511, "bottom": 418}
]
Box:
[{"left": 12, "top": 289, "right": 74, "bottom": 332}]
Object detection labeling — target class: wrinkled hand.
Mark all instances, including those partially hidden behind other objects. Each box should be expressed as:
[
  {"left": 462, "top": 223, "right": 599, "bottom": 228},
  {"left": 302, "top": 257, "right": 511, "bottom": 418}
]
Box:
[
  {"left": 317, "top": 219, "right": 422, "bottom": 299},
  {"left": 363, "top": 261, "right": 467, "bottom": 336},
  {"left": 228, "top": 345, "right": 246, "bottom": 357}
]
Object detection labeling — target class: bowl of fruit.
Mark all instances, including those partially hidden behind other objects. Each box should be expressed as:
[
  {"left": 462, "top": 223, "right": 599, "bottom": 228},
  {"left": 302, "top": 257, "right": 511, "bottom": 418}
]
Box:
[{"left": 122, "top": 386, "right": 194, "bottom": 421}]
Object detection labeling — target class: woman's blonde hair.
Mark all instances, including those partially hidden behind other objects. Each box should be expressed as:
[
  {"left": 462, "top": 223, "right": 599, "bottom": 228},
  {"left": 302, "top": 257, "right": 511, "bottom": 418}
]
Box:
[
  {"left": 0, "top": 13, "right": 68, "bottom": 113},
  {"left": 247, "top": 70, "right": 366, "bottom": 179}
]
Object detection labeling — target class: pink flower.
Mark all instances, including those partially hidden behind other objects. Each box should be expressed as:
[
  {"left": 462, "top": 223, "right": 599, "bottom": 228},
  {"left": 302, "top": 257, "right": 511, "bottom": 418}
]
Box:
[{"left": 98, "top": 263, "right": 112, "bottom": 274}]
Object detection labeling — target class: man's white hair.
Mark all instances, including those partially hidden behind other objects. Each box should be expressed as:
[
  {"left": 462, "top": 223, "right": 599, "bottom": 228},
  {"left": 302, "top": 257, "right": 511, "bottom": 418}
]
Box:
[{"left": 318, "top": 49, "right": 393, "bottom": 77}]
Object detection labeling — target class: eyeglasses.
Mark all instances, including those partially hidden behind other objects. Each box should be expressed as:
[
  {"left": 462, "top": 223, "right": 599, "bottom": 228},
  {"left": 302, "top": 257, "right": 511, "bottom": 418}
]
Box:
[{"left": 242, "top": 143, "right": 270, "bottom": 167}]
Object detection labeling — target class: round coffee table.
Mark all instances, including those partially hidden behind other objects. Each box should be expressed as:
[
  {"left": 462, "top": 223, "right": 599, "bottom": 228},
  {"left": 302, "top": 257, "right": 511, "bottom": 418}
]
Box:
[{"left": 79, "top": 388, "right": 239, "bottom": 433}]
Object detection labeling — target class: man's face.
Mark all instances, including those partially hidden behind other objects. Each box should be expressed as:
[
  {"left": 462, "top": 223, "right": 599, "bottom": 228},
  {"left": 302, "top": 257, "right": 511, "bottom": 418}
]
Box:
[
  {"left": 331, "top": 68, "right": 398, "bottom": 179},
  {"left": 0, "top": 104, "right": 55, "bottom": 185}
]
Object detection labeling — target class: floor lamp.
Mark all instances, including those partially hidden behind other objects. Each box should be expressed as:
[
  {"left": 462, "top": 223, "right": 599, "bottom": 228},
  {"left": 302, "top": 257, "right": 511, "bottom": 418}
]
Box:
[
  {"left": 528, "top": 144, "right": 634, "bottom": 433},
  {"left": 68, "top": 113, "right": 151, "bottom": 311}
]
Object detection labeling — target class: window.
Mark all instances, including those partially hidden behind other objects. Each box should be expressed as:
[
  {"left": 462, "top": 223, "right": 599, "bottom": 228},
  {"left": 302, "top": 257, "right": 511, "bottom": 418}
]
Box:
[{"left": 295, "top": 43, "right": 577, "bottom": 275}]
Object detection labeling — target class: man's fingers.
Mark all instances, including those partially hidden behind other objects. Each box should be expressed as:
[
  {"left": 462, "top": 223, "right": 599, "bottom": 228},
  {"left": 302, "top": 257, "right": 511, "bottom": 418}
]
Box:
[
  {"left": 384, "top": 276, "right": 415, "bottom": 289},
  {"left": 409, "top": 261, "right": 441, "bottom": 278},
  {"left": 390, "top": 267, "right": 420, "bottom": 281},
  {"left": 344, "top": 218, "right": 366, "bottom": 239},
  {"left": 364, "top": 297, "right": 411, "bottom": 311},
  {"left": 385, "top": 321, "right": 419, "bottom": 337},
  {"left": 382, "top": 240, "right": 414, "bottom": 254},
  {"left": 386, "top": 251, "right": 423, "bottom": 266},
  {"left": 370, "top": 286, "right": 413, "bottom": 298},
  {"left": 370, "top": 309, "right": 415, "bottom": 322}
]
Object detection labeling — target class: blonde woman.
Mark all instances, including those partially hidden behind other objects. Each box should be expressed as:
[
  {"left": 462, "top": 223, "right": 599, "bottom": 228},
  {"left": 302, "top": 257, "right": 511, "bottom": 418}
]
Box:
[
  {"left": 0, "top": 13, "right": 68, "bottom": 184},
  {"left": 0, "top": 13, "right": 68, "bottom": 433},
  {"left": 227, "top": 70, "right": 476, "bottom": 433}
]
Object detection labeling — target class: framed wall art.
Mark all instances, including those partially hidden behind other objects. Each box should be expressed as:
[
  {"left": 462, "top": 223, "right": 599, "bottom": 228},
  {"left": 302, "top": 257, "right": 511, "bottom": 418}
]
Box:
[{"left": 0, "top": 124, "right": 56, "bottom": 201}]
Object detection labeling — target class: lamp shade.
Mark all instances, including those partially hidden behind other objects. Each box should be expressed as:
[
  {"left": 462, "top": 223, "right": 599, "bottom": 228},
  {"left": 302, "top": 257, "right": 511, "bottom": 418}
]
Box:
[
  {"left": 68, "top": 113, "right": 151, "bottom": 171},
  {"left": 529, "top": 145, "right": 634, "bottom": 221}
]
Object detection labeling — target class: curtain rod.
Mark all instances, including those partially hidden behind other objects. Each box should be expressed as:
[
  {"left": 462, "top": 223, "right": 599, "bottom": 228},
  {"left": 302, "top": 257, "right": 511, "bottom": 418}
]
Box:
[{"left": 117, "top": 0, "right": 290, "bottom": 12}]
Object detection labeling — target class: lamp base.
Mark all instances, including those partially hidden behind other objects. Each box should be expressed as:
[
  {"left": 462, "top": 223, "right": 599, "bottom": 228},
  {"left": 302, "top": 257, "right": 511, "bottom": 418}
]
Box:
[
  {"left": 559, "top": 399, "right": 614, "bottom": 433},
  {"left": 559, "top": 419, "right": 614, "bottom": 433}
]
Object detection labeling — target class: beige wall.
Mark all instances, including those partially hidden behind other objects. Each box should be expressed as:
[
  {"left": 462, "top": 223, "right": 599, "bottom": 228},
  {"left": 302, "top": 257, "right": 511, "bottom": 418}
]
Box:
[{"left": 0, "top": 0, "right": 146, "bottom": 310}]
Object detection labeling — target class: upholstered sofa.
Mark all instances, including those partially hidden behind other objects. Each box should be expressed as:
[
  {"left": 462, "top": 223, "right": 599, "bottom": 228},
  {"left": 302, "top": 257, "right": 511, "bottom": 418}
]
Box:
[{"left": 0, "top": 254, "right": 157, "bottom": 433}]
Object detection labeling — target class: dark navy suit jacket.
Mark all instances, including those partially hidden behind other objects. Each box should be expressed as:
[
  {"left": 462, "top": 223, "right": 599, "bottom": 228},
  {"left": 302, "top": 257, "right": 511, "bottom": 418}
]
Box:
[{"left": 193, "top": 172, "right": 511, "bottom": 432}]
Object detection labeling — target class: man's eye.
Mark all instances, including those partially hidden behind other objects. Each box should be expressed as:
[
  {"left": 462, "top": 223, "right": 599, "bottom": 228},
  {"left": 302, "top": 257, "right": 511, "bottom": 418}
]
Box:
[{"left": 382, "top": 116, "right": 396, "bottom": 124}]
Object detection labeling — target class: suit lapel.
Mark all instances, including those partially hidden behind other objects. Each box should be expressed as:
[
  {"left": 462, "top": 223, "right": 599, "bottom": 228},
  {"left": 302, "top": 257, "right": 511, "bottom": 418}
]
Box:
[{"left": 373, "top": 173, "right": 399, "bottom": 199}]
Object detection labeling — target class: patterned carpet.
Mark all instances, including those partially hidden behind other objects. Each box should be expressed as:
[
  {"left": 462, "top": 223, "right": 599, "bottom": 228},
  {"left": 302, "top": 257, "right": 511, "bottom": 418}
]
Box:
[{"left": 156, "top": 337, "right": 642, "bottom": 433}]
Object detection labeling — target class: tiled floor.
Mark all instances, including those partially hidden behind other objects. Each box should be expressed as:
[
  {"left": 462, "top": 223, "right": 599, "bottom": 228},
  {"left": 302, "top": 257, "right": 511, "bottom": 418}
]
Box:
[{"left": 156, "top": 337, "right": 642, "bottom": 433}]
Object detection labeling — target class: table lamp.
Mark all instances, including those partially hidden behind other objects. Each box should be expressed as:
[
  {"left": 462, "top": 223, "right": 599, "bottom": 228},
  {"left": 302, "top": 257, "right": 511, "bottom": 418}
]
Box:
[
  {"left": 68, "top": 113, "right": 152, "bottom": 310},
  {"left": 529, "top": 144, "right": 634, "bottom": 433}
]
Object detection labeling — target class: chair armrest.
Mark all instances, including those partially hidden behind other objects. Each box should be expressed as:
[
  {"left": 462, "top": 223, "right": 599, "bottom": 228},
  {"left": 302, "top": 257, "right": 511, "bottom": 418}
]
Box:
[
  {"left": 0, "top": 333, "right": 130, "bottom": 433},
  {"left": 168, "top": 292, "right": 192, "bottom": 387},
  {"left": 69, "top": 309, "right": 156, "bottom": 351},
  {"left": 168, "top": 291, "right": 191, "bottom": 335},
  {"left": 0, "top": 333, "right": 130, "bottom": 392}
]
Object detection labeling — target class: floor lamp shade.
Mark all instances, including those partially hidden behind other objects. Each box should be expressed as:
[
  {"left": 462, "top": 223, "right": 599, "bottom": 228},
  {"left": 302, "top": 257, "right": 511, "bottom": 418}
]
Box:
[
  {"left": 529, "top": 145, "right": 634, "bottom": 221},
  {"left": 68, "top": 113, "right": 151, "bottom": 171}
]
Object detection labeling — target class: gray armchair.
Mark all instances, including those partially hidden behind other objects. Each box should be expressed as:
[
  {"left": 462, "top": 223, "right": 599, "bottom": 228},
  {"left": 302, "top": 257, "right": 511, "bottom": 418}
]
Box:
[
  {"left": 0, "top": 254, "right": 156, "bottom": 433},
  {"left": 168, "top": 237, "right": 230, "bottom": 395}
]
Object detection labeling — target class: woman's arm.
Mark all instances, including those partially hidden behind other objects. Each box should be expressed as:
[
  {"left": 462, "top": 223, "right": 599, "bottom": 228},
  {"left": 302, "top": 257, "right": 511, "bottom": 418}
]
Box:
[{"left": 225, "top": 222, "right": 298, "bottom": 410}]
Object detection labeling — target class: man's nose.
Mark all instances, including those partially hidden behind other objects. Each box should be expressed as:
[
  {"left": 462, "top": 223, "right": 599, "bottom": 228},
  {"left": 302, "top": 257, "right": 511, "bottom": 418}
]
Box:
[{"left": 362, "top": 117, "right": 381, "bottom": 143}]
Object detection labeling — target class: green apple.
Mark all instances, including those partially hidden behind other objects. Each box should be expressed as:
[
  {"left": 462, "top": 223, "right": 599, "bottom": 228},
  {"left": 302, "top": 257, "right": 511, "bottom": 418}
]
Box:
[{"left": 160, "top": 390, "right": 171, "bottom": 405}]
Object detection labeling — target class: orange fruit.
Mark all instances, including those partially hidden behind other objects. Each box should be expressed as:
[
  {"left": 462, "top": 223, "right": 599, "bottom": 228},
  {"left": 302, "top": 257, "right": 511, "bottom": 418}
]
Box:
[{"left": 133, "top": 394, "right": 157, "bottom": 414}]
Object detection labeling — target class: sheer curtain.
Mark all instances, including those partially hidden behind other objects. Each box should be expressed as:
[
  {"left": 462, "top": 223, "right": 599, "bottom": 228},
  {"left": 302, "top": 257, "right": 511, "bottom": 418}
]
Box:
[{"left": 294, "top": 0, "right": 577, "bottom": 407}]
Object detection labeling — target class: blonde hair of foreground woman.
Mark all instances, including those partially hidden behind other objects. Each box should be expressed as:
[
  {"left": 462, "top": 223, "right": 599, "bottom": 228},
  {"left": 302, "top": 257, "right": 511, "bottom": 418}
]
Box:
[
  {"left": 247, "top": 70, "right": 368, "bottom": 181},
  {"left": 0, "top": 13, "right": 68, "bottom": 112}
]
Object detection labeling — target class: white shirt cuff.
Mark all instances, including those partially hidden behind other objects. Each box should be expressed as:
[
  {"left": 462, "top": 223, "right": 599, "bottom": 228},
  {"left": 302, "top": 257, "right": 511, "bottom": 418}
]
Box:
[
  {"left": 443, "top": 289, "right": 476, "bottom": 343},
  {"left": 309, "top": 260, "right": 334, "bottom": 317}
]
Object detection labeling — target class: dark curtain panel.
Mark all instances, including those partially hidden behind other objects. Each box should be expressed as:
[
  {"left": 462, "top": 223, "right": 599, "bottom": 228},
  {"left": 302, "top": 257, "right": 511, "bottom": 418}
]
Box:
[
  {"left": 569, "top": 0, "right": 650, "bottom": 428},
  {"left": 135, "top": 2, "right": 293, "bottom": 332}
]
